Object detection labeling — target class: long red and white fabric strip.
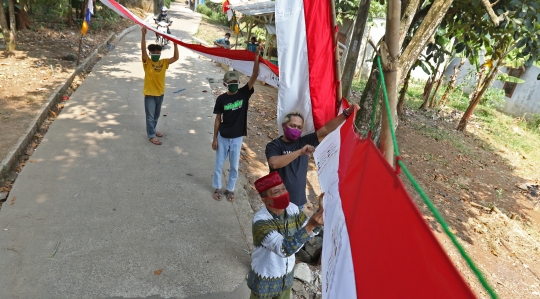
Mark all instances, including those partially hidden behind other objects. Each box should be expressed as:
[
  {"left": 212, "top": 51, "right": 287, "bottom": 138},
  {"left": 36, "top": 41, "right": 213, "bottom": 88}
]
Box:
[
  {"left": 315, "top": 115, "right": 477, "bottom": 299},
  {"left": 275, "top": 0, "right": 338, "bottom": 134},
  {"left": 99, "top": 0, "right": 279, "bottom": 88}
]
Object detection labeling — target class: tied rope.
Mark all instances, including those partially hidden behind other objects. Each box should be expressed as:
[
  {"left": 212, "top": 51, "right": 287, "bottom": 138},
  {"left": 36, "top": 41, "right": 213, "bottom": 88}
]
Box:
[{"left": 367, "top": 56, "right": 499, "bottom": 299}]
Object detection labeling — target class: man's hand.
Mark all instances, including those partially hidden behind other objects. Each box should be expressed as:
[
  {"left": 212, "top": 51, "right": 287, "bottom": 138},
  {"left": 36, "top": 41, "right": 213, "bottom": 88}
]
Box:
[
  {"left": 299, "top": 144, "right": 315, "bottom": 156},
  {"left": 212, "top": 139, "right": 218, "bottom": 151},
  {"left": 142, "top": 26, "right": 147, "bottom": 36},
  {"left": 305, "top": 194, "right": 324, "bottom": 233}
]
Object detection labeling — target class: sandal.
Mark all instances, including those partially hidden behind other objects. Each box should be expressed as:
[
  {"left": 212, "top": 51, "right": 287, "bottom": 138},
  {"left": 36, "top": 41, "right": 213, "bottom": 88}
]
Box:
[
  {"left": 149, "top": 138, "right": 162, "bottom": 145},
  {"left": 224, "top": 190, "right": 235, "bottom": 202},
  {"left": 156, "top": 132, "right": 163, "bottom": 137},
  {"left": 213, "top": 189, "right": 223, "bottom": 201}
]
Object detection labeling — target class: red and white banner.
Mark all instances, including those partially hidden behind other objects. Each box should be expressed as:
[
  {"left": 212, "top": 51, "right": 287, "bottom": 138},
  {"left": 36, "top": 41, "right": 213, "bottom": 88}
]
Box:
[
  {"left": 99, "top": 0, "right": 279, "bottom": 87},
  {"left": 275, "top": 0, "right": 338, "bottom": 134},
  {"left": 314, "top": 115, "right": 477, "bottom": 299}
]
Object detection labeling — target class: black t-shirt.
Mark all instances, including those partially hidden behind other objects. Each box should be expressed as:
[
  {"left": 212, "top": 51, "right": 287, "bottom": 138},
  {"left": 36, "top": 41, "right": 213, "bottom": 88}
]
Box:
[
  {"left": 213, "top": 84, "right": 254, "bottom": 138},
  {"left": 265, "top": 132, "right": 320, "bottom": 207}
]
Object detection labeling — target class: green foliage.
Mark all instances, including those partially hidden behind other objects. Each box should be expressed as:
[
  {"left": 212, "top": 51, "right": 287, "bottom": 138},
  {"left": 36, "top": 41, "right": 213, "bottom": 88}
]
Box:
[
  {"left": 448, "top": 0, "right": 540, "bottom": 69},
  {"left": 91, "top": 3, "right": 121, "bottom": 30},
  {"left": 196, "top": 4, "right": 228, "bottom": 26},
  {"left": 335, "top": 0, "right": 386, "bottom": 25},
  {"left": 205, "top": 1, "right": 222, "bottom": 11},
  {"left": 351, "top": 78, "right": 367, "bottom": 93},
  {"left": 196, "top": 3, "right": 212, "bottom": 16},
  {"left": 252, "top": 25, "right": 267, "bottom": 42},
  {"left": 480, "top": 87, "right": 505, "bottom": 109}
]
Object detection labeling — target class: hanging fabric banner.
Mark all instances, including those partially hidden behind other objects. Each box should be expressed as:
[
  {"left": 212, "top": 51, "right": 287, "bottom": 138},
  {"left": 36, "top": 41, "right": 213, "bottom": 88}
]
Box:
[
  {"left": 275, "top": 0, "right": 338, "bottom": 134},
  {"left": 314, "top": 115, "right": 477, "bottom": 299},
  {"left": 99, "top": 0, "right": 279, "bottom": 87}
]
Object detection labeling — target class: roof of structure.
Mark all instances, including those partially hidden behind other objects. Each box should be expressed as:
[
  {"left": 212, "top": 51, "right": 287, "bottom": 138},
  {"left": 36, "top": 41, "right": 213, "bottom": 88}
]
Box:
[{"left": 228, "top": 0, "right": 275, "bottom": 22}]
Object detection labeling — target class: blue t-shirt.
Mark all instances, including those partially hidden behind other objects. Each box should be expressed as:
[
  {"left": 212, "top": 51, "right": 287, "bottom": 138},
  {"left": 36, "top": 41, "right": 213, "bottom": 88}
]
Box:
[
  {"left": 214, "top": 37, "right": 230, "bottom": 48},
  {"left": 265, "top": 133, "right": 320, "bottom": 207}
]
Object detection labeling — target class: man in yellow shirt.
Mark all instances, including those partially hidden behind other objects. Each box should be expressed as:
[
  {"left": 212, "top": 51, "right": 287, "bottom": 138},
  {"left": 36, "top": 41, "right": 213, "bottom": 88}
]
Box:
[{"left": 141, "top": 27, "right": 179, "bottom": 145}]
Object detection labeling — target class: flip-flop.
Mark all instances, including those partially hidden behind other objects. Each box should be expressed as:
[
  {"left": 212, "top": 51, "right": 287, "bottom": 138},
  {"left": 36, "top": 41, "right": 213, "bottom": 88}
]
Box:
[
  {"left": 213, "top": 189, "right": 223, "bottom": 201},
  {"left": 156, "top": 132, "right": 163, "bottom": 137},
  {"left": 149, "top": 138, "right": 162, "bottom": 145},
  {"left": 224, "top": 190, "right": 235, "bottom": 202}
]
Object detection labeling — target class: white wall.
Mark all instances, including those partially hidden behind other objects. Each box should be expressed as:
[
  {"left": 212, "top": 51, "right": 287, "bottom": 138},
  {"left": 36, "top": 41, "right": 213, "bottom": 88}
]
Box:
[
  {"left": 444, "top": 56, "right": 540, "bottom": 117},
  {"left": 502, "top": 66, "right": 540, "bottom": 117},
  {"left": 353, "top": 18, "right": 431, "bottom": 81}
]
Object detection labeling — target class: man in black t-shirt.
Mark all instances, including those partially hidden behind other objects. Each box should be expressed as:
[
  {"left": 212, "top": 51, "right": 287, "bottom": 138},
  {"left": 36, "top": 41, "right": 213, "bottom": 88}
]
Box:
[
  {"left": 212, "top": 52, "right": 260, "bottom": 202},
  {"left": 265, "top": 105, "right": 358, "bottom": 208}
]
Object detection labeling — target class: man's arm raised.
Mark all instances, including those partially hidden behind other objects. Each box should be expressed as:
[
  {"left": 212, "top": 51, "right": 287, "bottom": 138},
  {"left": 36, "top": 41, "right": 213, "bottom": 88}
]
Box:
[
  {"left": 168, "top": 42, "right": 179, "bottom": 64},
  {"left": 141, "top": 27, "right": 148, "bottom": 63},
  {"left": 247, "top": 50, "right": 260, "bottom": 90},
  {"left": 316, "top": 104, "right": 359, "bottom": 142}
]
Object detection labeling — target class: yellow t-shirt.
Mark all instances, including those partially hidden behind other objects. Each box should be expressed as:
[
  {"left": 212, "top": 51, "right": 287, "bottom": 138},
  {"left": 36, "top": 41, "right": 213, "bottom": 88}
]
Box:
[{"left": 143, "top": 58, "right": 169, "bottom": 96}]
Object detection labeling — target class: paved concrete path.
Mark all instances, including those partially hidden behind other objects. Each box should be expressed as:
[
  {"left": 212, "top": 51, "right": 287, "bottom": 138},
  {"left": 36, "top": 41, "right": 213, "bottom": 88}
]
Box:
[{"left": 0, "top": 4, "right": 254, "bottom": 299}]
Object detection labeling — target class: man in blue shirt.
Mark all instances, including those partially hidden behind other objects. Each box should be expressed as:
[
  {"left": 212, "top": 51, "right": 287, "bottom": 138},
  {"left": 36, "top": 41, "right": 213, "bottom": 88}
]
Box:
[{"left": 213, "top": 33, "right": 231, "bottom": 49}]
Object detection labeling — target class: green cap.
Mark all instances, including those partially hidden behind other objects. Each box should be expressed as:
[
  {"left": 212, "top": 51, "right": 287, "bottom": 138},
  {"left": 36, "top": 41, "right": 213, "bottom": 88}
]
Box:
[{"left": 223, "top": 71, "right": 240, "bottom": 83}]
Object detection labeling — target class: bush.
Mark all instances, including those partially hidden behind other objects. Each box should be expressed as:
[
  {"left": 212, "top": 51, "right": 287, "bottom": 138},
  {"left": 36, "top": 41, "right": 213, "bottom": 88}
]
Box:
[
  {"left": 205, "top": 1, "right": 222, "bottom": 11},
  {"left": 197, "top": 4, "right": 228, "bottom": 25},
  {"left": 196, "top": 4, "right": 212, "bottom": 17},
  {"left": 480, "top": 87, "right": 505, "bottom": 109}
]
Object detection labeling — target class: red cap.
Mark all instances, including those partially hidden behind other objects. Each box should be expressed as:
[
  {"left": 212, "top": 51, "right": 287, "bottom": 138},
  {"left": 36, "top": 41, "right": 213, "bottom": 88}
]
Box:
[{"left": 254, "top": 172, "right": 283, "bottom": 194}]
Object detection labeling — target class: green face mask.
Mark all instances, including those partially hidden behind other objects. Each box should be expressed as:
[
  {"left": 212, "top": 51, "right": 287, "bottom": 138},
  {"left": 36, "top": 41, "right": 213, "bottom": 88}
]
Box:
[
  {"left": 227, "top": 83, "right": 239, "bottom": 93},
  {"left": 150, "top": 54, "right": 161, "bottom": 62}
]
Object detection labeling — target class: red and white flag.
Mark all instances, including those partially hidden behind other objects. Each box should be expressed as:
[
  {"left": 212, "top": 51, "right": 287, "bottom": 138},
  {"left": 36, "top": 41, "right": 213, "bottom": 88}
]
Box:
[
  {"left": 314, "top": 113, "right": 477, "bottom": 299},
  {"left": 275, "top": 0, "right": 339, "bottom": 134},
  {"left": 98, "top": 0, "right": 279, "bottom": 87}
]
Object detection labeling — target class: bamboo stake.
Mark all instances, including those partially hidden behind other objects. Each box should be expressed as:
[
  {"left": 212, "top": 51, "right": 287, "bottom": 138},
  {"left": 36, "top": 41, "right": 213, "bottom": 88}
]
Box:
[{"left": 330, "top": 0, "right": 342, "bottom": 105}]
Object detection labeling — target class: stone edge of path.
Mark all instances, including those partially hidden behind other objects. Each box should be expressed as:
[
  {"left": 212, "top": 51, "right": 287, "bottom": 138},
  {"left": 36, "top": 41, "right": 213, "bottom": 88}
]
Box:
[{"left": 0, "top": 23, "right": 141, "bottom": 183}]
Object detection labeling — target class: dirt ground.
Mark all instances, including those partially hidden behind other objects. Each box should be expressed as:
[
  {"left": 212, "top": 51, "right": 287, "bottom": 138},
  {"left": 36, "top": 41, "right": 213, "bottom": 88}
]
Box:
[
  {"left": 212, "top": 69, "right": 540, "bottom": 298},
  {"left": 0, "top": 17, "right": 136, "bottom": 163}
]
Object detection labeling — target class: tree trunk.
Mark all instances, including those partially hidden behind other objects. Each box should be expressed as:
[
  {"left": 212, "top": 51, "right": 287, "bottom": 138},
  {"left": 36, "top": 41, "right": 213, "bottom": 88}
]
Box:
[
  {"left": 356, "top": 67, "right": 383, "bottom": 143},
  {"left": 7, "top": 0, "right": 16, "bottom": 51},
  {"left": 67, "top": 1, "right": 74, "bottom": 27},
  {"left": 428, "top": 69, "right": 445, "bottom": 108},
  {"left": 398, "top": 0, "right": 455, "bottom": 86},
  {"left": 0, "top": 0, "right": 9, "bottom": 50},
  {"left": 154, "top": 0, "right": 163, "bottom": 16},
  {"left": 397, "top": 68, "right": 412, "bottom": 116},
  {"left": 439, "top": 57, "right": 465, "bottom": 106},
  {"left": 341, "top": 0, "right": 372, "bottom": 101},
  {"left": 15, "top": 3, "right": 29, "bottom": 30},
  {"left": 399, "top": 0, "right": 420, "bottom": 49},
  {"left": 456, "top": 61, "right": 501, "bottom": 131},
  {"left": 419, "top": 75, "right": 434, "bottom": 110},
  {"left": 380, "top": 0, "right": 400, "bottom": 165}
]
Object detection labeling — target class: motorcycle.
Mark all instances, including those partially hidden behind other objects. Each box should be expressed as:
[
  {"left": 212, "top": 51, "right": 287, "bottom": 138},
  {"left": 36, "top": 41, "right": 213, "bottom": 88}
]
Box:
[{"left": 154, "top": 19, "right": 172, "bottom": 47}]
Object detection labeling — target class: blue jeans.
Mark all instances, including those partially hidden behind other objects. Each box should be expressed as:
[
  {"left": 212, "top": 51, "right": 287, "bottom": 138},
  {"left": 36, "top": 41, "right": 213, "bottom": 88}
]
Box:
[
  {"left": 144, "top": 95, "right": 164, "bottom": 138},
  {"left": 213, "top": 133, "right": 243, "bottom": 192}
]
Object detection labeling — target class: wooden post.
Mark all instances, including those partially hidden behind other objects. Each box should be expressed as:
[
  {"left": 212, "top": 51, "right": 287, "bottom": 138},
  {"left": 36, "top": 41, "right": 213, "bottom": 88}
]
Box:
[
  {"left": 263, "top": 29, "right": 270, "bottom": 59},
  {"left": 76, "top": 0, "right": 89, "bottom": 66},
  {"left": 330, "top": 0, "right": 342, "bottom": 105},
  {"left": 245, "top": 19, "right": 253, "bottom": 50},
  {"left": 379, "top": 0, "right": 400, "bottom": 165}
]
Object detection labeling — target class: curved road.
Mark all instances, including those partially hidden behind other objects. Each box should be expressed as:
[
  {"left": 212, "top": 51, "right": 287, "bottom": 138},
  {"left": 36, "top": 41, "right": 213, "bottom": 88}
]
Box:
[{"left": 0, "top": 3, "right": 253, "bottom": 299}]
